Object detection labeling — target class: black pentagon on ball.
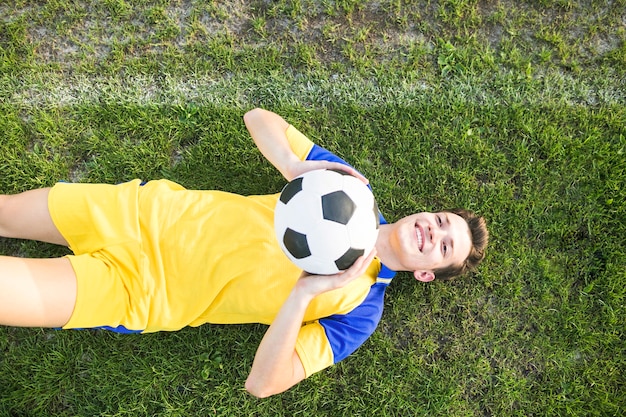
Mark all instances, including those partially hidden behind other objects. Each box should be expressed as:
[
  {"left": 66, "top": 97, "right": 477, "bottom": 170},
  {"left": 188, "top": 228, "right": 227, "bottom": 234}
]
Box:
[
  {"left": 321, "top": 190, "right": 356, "bottom": 225},
  {"left": 283, "top": 227, "right": 311, "bottom": 259},
  {"left": 335, "top": 247, "right": 365, "bottom": 270},
  {"left": 279, "top": 177, "right": 303, "bottom": 204}
]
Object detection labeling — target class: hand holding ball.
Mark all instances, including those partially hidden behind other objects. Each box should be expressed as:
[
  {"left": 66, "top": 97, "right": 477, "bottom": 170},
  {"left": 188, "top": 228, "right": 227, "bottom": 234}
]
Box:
[{"left": 274, "top": 169, "right": 380, "bottom": 275}]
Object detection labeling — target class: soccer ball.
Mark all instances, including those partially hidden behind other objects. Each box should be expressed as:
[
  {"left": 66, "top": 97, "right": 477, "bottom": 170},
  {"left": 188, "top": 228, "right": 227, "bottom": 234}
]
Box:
[{"left": 274, "top": 169, "right": 380, "bottom": 275}]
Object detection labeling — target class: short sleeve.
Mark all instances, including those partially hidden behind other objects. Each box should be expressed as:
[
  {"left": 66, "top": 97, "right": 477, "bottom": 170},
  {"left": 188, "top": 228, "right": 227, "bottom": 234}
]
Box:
[
  {"left": 294, "top": 282, "right": 388, "bottom": 377},
  {"left": 295, "top": 322, "right": 335, "bottom": 377},
  {"left": 285, "top": 125, "right": 315, "bottom": 161},
  {"left": 319, "top": 283, "right": 386, "bottom": 363},
  {"left": 285, "top": 124, "right": 356, "bottom": 170}
]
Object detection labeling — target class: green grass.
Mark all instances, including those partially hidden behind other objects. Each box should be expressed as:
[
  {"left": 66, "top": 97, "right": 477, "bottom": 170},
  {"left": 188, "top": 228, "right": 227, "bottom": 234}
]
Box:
[{"left": 1, "top": 0, "right": 625, "bottom": 415}]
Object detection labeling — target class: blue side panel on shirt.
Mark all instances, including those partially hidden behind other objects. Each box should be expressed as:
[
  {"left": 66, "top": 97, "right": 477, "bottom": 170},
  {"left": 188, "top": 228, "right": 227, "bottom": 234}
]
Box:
[
  {"left": 306, "top": 144, "right": 353, "bottom": 167},
  {"left": 319, "top": 283, "right": 388, "bottom": 364},
  {"left": 378, "top": 263, "right": 396, "bottom": 279},
  {"left": 66, "top": 325, "right": 143, "bottom": 334},
  {"left": 98, "top": 325, "right": 143, "bottom": 334}
]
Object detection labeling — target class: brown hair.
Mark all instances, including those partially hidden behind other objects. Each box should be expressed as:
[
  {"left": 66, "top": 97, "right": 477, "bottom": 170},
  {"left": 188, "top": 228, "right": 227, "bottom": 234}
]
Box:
[{"left": 433, "top": 208, "right": 489, "bottom": 280}]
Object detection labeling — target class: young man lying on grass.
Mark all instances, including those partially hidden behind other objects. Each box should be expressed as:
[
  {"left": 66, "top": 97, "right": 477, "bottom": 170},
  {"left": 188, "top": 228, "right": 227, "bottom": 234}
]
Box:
[{"left": 0, "top": 108, "right": 488, "bottom": 397}]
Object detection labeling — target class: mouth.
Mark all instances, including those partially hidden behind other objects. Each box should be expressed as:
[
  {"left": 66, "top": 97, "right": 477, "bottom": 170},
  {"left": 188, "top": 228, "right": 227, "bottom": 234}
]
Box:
[{"left": 415, "top": 223, "right": 424, "bottom": 252}]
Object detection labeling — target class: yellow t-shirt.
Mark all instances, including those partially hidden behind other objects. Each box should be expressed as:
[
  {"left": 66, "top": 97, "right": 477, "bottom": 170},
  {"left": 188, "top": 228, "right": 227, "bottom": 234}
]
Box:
[{"left": 51, "top": 125, "right": 389, "bottom": 376}]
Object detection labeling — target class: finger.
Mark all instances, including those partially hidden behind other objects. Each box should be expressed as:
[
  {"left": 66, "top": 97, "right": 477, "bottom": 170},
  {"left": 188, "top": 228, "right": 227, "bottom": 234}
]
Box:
[
  {"left": 309, "top": 248, "right": 377, "bottom": 291},
  {"left": 325, "top": 163, "right": 369, "bottom": 185},
  {"left": 357, "top": 248, "right": 377, "bottom": 271},
  {"left": 343, "top": 248, "right": 377, "bottom": 277}
]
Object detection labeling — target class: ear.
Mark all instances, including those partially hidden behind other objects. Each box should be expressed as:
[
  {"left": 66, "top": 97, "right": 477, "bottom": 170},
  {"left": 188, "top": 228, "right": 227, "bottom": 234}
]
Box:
[{"left": 413, "top": 270, "right": 435, "bottom": 282}]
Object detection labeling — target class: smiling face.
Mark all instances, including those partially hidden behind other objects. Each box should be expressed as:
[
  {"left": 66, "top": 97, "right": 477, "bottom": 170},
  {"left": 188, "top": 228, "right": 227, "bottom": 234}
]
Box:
[{"left": 387, "top": 211, "right": 472, "bottom": 281}]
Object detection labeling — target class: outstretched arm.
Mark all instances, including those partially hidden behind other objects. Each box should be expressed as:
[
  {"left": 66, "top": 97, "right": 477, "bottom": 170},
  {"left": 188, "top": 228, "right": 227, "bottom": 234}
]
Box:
[
  {"left": 245, "top": 249, "right": 377, "bottom": 398},
  {"left": 243, "top": 108, "right": 367, "bottom": 183}
]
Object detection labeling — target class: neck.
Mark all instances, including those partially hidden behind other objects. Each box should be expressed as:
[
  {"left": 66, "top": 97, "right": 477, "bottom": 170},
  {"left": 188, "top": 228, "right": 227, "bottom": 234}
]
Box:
[{"left": 374, "top": 224, "right": 402, "bottom": 271}]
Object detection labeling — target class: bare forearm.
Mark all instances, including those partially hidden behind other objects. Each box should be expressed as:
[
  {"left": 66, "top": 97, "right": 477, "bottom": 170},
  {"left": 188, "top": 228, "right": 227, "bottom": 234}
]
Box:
[
  {"left": 244, "top": 108, "right": 369, "bottom": 184},
  {"left": 245, "top": 284, "right": 312, "bottom": 398},
  {"left": 243, "top": 108, "right": 300, "bottom": 180}
]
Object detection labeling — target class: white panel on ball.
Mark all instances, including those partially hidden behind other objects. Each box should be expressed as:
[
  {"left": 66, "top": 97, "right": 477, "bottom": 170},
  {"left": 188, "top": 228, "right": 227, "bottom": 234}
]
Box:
[{"left": 274, "top": 169, "right": 380, "bottom": 275}]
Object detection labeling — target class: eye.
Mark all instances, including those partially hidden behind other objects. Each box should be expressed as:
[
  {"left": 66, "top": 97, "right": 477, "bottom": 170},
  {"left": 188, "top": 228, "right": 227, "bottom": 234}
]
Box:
[
  {"left": 437, "top": 215, "right": 442, "bottom": 226},
  {"left": 442, "top": 242, "right": 448, "bottom": 255}
]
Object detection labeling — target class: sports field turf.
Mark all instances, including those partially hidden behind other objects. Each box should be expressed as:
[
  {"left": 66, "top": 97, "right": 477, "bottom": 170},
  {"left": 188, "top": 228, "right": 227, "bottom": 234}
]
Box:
[{"left": 1, "top": 1, "right": 624, "bottom": 415}]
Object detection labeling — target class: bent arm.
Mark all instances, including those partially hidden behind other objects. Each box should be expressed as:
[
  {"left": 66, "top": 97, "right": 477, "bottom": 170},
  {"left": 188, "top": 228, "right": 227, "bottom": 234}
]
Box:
[
  {"left": 245, "top": 250, "right": 377, "bottom": 398},
  {"left": 244, "top": 282, "right": 311, "bottom": 398},
  {"left": 244, "top": 108, "right": 367, "bottom": 183},
  {"left": 243, "top": 108, "right": 302, "bottom": 181}
]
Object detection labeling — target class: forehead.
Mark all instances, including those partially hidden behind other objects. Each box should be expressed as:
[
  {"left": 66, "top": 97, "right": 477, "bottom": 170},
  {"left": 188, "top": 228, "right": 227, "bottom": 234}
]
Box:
[{"left": 446, "top": 212, "right": 472, "bottom": 263}]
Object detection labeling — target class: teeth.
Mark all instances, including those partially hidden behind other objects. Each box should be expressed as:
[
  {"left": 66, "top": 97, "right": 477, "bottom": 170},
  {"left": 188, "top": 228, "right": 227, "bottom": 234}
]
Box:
[{"left": 416, "top": 227, "right": 422, "bottom": 251}]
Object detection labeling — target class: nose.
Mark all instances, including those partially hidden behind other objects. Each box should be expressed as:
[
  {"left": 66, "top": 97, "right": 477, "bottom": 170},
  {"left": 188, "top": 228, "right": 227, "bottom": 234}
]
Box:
[{"left": 428, "top": 225, "right": 444, "bottom": 243}]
